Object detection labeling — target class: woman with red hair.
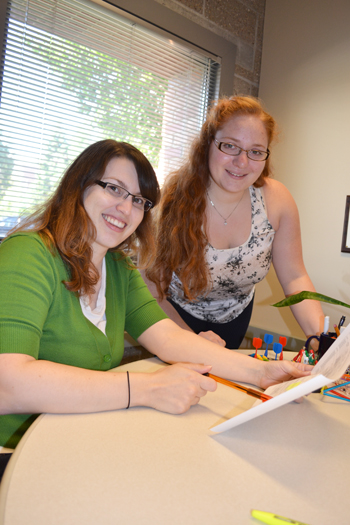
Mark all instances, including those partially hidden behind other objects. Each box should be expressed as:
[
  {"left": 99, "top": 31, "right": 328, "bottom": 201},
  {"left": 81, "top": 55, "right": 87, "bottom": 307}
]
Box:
[{"left": 146, "top": 96, "right": 324, "bottom": 349}]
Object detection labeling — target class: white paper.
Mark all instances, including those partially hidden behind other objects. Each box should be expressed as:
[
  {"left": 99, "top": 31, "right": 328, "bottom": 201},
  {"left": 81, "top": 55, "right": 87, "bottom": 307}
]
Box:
[
  {"left": 210, "top": 323, "right": 350, "bottom": 433},
  {"left": 312, "top": 323, "right": 350, "bottom": 379}
]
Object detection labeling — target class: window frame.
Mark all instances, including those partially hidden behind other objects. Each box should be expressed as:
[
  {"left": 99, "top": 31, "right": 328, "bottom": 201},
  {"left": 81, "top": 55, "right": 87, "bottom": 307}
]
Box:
[
  {"left": 0, "top": 0, "right": 237, "bottom": 239},
  {"left": 102, "top": 0, "right": 236, "bottom": 96},
  {"left": 0, "top": 0, "right": 237, "bottom": 97}
]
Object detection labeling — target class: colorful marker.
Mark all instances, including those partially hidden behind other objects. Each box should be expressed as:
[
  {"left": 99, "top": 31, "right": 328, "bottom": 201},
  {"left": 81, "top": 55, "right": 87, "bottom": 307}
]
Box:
[{"left": 251, "top": 509, "right": 310, "bottom": 525}]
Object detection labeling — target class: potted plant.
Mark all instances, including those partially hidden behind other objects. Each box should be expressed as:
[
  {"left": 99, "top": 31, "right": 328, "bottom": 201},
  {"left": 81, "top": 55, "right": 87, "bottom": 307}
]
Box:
[
  {"left": 273, "top": 291, "right": 350, "bottom": 309},
  {"left": 273, "top": 291, "right": 350, "bottom": 363}
]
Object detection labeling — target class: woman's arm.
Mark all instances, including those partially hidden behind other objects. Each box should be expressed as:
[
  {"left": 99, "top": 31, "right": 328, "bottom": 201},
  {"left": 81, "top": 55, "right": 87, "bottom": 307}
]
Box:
[
  {"left": 0, "top": 319, "right": 312, "bottom": 419},
  {"left": 138, "top": 318, "right": 313, "bottom": 390},
  {"left": 263, "top": 179, "right": 324, "bottom": 338},
  {"left": 0, "top": 236, "right": 215, "bottom": 418},
  {"left": 0, "top": 353, "right": 216, "bottom": 416}
]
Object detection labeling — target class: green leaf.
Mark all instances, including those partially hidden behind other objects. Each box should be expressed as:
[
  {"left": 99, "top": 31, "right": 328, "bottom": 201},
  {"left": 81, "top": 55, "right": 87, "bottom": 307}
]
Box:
[{"left": 272, "top": 291, "right": 350, "bottom": 309}]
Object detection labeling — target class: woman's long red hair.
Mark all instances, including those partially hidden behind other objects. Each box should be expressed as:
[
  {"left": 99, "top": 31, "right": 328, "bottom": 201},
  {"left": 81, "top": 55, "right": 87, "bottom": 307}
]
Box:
[{"left": 146, "top": 96, "right": 277, "bottom": 301}]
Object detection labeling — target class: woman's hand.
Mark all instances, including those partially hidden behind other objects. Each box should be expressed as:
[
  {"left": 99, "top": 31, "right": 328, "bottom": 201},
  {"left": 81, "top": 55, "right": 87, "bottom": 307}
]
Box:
[
  {"left": 258, "top": 360, "right": 313, "bottom": 390},
  {"left": 139, "top": 363, "right": 217, "bottom": 414},
  {"left": 198, "top": 331, "right": 226, "bottom": 347}
]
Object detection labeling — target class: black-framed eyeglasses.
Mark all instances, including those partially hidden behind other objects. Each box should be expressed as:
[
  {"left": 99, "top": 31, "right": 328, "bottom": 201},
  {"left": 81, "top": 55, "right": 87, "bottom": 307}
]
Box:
[
  {"left": 214, "top": 139, "right": 270, "bottom": 162},
  {"left": 95, "top": 181, "right": 154, "bottom": 212}
]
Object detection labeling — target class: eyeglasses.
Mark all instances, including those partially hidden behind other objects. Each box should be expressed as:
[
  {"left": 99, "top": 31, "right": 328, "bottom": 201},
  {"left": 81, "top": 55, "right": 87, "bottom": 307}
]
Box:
[
  {"left": 95, "top": 181, "right": 154, "bottom": 212},
  {"left": 214, "top": 139, "right": 270, "bottom": 162}
]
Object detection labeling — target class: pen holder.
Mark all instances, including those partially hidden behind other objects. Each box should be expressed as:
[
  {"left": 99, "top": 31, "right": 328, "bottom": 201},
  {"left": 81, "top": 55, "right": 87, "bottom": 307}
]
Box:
[{"left": 305, "top": 332, "right": 336, "bottom": 360}]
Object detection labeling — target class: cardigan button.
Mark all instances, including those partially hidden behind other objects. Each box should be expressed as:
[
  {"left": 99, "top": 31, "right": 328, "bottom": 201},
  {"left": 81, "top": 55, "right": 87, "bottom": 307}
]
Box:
[{"left": 103, "top": 354, "right": 111, "bottom": 363}]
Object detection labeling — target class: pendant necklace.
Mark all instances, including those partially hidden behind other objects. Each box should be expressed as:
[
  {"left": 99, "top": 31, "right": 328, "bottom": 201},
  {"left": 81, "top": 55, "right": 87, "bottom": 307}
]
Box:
[{"left": 207, "top": 190, "right": 244, "bottom": 226}]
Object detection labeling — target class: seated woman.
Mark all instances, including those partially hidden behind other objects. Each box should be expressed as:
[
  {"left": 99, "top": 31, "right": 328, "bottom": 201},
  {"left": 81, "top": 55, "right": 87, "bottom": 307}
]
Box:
[
  {"left": 145, "top": 96, "right": 324, "bottom": 348},
  {"left": 0, "top": 140, "right": 312, "bottom": 475}
]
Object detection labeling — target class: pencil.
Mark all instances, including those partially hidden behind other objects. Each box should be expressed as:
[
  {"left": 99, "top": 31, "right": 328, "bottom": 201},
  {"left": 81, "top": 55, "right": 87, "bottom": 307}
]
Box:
[
  {"left": 334, "top": 324, "right": 341, "bottom": 337},
  {"left": 206, "top": 373, "right": 272, "bottom": 402}
]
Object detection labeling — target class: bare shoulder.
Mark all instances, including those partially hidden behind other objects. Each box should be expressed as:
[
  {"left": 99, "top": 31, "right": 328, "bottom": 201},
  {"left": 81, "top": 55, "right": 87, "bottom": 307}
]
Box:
[
  {"left": 261, "top": 178, "right": 299, "bottom": 230},
  {"left": 262, "top": 177, "right": 294, "bottom": 200}
]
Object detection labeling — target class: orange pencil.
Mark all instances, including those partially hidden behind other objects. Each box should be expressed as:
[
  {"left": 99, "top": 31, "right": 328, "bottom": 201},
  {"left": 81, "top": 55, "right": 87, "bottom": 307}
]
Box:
[{"left": 206, "top": 373, "right": 272, "bottom": 402}]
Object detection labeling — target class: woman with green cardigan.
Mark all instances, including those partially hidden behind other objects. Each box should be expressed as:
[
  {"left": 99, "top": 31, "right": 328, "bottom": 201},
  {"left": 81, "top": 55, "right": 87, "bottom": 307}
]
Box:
[{"left": 0, "top": 140, "right": 312, "bottom": 478}]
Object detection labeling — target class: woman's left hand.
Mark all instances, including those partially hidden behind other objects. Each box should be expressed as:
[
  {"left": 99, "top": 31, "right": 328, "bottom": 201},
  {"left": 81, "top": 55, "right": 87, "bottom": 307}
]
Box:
[
  {"left": 258, "top": 360, "right": 313, "bottom": 390},
  {"left": 198, "top": 330, "right": 226, "bottom": 347}
]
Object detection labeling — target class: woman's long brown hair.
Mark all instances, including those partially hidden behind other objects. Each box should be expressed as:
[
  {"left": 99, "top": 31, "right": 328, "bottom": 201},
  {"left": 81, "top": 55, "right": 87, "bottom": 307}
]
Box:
[
  {"left": 146, "top": 96, "right": 277, "bottom": 301},
  {"left": 11, "top": 140, "right": 160, "bottom": 296}
]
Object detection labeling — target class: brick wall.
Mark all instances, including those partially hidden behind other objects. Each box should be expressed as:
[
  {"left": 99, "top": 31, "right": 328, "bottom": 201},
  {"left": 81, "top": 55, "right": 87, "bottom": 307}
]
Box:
[{"left": 153, "top": 0, "right": 266, "bottom": 96}]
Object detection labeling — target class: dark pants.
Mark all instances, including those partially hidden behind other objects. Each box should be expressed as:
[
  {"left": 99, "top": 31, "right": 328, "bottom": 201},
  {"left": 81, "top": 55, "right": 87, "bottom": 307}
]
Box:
[
  {"left": 168, "top": 296, "right": 254, "bottom": 349},
  {"left": 0, "top": 453, "right": 12, "bottom": 483}
]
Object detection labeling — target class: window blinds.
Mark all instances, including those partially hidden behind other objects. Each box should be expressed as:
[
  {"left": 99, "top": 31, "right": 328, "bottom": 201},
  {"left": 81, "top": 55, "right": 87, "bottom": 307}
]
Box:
[{"left": 0, "top": 0, "right": 220, "bottom": 236}]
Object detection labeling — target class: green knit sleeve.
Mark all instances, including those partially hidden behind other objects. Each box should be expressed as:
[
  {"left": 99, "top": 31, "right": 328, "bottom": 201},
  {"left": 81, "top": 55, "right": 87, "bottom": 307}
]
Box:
[
  {"left": 0, "top": 233, "right": 57, "bottom": 358},
  {"left": 114, "top": 258, "right": 168, "bottom": 341}
]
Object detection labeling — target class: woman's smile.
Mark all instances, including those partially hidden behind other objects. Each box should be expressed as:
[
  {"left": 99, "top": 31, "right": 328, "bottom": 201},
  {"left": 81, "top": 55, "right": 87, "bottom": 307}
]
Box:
[
  {"left": 225, "top": 168, "right": 246, "bottom": 178},
  {"left": 102, "top": 213, "right": 127, "bottom": 230}
]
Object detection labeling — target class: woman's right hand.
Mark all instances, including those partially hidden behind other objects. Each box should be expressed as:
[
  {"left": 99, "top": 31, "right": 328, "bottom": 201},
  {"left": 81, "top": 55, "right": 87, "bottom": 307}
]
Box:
[{"left": 138, "top": 363, "right": 217, "bottom": 414}]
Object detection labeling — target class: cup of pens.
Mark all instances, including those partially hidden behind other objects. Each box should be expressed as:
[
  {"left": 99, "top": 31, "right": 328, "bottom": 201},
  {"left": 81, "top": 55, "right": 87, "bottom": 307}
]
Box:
[
  {"left": 305, "top": 332, "right": 336, "bottom": 360},
  {"left": 305, "top": 315, "right": 344, "bottom": 360}
]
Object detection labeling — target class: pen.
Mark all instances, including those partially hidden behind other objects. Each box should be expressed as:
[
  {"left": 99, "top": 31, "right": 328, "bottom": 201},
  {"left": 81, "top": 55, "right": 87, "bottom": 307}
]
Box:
[
  {"left": 205, "top": 373, "right": 272, "bottom": 402},
  {"left": 251, "top": 509, "right": 310, "bottom": 525},
  {"left": 338, "top": 315, "right": 346, "bottom": 329},
  {"left": 323, "top": 315, "right": 329, "bottom": 334}
]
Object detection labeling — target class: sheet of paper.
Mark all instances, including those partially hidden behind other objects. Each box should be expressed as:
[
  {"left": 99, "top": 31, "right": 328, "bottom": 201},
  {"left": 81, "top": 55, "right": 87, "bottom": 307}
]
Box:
[
  {"left": 312, "top": 322, "right": 350, "bottom": 379},
  {"left": 210, "top": 323, "right": 350, "bottom": 433}
]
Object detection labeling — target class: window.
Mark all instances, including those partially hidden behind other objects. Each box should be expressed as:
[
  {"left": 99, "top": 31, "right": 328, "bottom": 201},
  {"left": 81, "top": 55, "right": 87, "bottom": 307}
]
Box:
[{"left": 0, "top": 0, "right": 232, "bottom": 237}]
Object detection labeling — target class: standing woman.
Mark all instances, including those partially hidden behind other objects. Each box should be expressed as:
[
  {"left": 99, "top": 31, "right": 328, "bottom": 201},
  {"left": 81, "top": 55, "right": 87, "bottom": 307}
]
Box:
[{"left": 146, "top": 96, "right": 324, "bottom": 348}]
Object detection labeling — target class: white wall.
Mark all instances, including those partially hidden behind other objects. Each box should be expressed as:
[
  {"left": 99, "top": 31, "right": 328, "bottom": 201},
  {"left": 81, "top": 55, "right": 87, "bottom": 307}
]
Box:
[{"left": 251, "top": 0, "right": 350, "bottom": 339}]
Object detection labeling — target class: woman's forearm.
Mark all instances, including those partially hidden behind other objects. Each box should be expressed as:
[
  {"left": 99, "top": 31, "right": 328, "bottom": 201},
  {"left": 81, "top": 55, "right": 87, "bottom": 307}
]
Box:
[
  {"left": 0, "top": 354, "right": 131, "bottom": 415},
  {"left": 0, "top": 353, "right": 216, "bottom": 416},
  {"left": 139, "top": 319, "right": 313, "bottom": 390},
  {"left": 139, "top": 319, "right": 262, "bottom": 385},
  {"left": 282, "top": 275, "right": 325, "bottom": 337},
  {"left": 290, "top": 299, "right": 324, "bottom": 338}
]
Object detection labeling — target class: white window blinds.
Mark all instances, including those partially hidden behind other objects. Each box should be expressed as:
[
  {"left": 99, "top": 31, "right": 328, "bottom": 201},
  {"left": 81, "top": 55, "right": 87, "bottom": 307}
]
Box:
[{"left": 0, "top": 0, "right": 220, "bottom": 236}]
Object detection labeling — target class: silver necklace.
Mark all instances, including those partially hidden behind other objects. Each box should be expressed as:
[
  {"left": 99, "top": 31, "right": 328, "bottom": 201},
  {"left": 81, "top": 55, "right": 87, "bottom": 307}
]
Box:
[{"left": 207, "top": 190, "right": 244, "bottom": 226}]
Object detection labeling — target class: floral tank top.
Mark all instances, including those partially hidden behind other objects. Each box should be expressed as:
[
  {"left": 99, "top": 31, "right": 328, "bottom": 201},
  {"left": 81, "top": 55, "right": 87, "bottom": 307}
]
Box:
[{"left": 168, "top": 186, "right": 275, "bottom": 323}]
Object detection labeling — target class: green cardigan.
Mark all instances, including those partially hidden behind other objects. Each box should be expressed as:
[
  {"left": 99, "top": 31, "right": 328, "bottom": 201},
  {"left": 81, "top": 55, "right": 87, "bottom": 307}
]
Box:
[{"left": 0, "top": 233, "right": 167, "bottom": 448}]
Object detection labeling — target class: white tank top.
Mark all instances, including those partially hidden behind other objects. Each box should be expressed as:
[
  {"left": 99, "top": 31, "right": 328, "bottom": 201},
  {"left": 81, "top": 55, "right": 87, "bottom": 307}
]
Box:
[{"left": 169, "top": 186, "right": 275, "bottom": 323}]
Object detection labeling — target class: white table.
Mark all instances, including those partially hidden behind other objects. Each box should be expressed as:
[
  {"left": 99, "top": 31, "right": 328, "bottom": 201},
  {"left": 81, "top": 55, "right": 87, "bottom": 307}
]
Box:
[{"left": 0, "top": 357, "right": 349, "bottom": 525}]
